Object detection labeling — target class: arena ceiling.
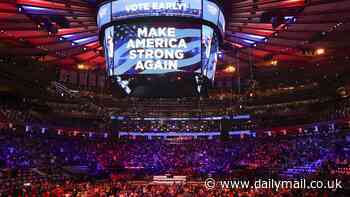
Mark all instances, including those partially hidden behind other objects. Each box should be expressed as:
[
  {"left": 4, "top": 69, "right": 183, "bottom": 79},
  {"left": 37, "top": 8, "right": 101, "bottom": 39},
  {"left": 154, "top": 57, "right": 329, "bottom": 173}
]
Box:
[{"left": 0, "top": 0, "right": 349, "bottom": 78}]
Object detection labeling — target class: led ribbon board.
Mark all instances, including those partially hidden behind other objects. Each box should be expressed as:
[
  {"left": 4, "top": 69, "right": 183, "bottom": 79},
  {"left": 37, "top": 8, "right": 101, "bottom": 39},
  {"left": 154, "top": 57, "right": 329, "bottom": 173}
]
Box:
[{"left": 98, "top": 0, "right": 225, "bottom": 32}]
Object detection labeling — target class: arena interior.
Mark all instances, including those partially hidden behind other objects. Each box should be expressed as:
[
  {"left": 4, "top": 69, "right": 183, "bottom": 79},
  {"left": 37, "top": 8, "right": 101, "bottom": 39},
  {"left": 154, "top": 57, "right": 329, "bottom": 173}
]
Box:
[{"left": 0, "top": 0, "right": 350, "bottom": 196}]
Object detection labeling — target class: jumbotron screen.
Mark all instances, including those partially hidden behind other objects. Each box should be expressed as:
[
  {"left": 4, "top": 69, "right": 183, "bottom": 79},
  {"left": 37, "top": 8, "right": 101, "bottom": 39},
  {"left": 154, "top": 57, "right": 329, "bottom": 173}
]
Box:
[
  {"left": 104, "top": 23, "right": 202, "bottom": 75},
  {"left": 99, "top": 0, "right": 224, "bottom": 96}
]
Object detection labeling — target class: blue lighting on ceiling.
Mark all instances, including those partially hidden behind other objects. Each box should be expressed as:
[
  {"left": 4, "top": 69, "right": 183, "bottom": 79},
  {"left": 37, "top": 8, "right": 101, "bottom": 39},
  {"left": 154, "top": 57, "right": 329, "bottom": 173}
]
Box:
[
  {"left": 62, "top": 34, "right": 75, "bottom": 39},
  {"left": 234, "top": 33, "right": 266, "bottom": 42},
  {"left": 21, "top": 6, "right": 47, "bottom": 11},
  {"left": 73, "top": 36, "right": 98, "bottom": 44},
  {"left": 245, "top": 34, "right": 266, "bottom": 40},
  {"left": 242, "top": 39, "right": 255, "bottom": 44}
]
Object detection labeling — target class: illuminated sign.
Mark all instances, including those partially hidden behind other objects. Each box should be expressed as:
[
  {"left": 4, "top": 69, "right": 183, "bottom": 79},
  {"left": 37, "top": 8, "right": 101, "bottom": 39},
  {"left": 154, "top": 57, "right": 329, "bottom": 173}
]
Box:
[
  {"left": 99, "top": 0, "right": 225, "bottom": 86},
  {"left": 124, "top": 2, "right": 188, "bottom": 12},
  {"left": 105, "top": 22, "right": 202, "bottom": 75},
  {"left": 111, "top": 0, "right": 202, "bottom": 20},
  {"left": 127, "top": 27, "right": 187, "bottom": 71},
  {"left": 98, "top": 0, "right": 225, "bottom": 32}
]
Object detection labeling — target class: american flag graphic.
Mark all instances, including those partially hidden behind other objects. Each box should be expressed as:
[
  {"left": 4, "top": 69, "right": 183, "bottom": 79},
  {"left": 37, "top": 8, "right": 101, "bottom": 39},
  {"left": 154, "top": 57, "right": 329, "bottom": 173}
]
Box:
[{"left": 111, "top": 24, "right": 202, "bottom": 75}]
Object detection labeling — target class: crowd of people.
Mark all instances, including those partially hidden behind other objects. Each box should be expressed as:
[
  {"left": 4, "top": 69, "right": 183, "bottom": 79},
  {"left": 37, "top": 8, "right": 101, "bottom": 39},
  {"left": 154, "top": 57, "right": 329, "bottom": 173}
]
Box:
[
  {"left": 0, "top": 180, "right": 346, "bottom": 197},
  {"left": 116, "top": 120, "right": 222, "bottom": 133},
  {"left": 0, "top": 129, "right": 349, "bottom": 196},
  {"left": 1, "top": 93, "right": 350, "bottom": 134},
  {"left": 0, "top": 93, "right": 349, "bottom": 196},
  {"left": 1, "top": 97, "right": 350, "bottom": 196},
  {"left": 0, "top": 105, "right": 37, "bottom": 126},
  {"left": 1, "top": 129, "right": 348, "bottom": 176}
]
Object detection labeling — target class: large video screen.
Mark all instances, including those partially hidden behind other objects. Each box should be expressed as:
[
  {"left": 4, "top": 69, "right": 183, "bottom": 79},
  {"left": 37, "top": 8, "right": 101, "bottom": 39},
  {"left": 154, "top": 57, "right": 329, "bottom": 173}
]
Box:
[
  {"left": 203, "top": 0, "right": 219, "bottom": 25},
  {"left": 105, "top": 23, "right": 202, "bottom": 75},
  {"left": 202, "top": 25, "right": 219, "bottom": 82},
  {"left": 218, "top": 11, "right": 225, "bottom": 34},
  {"left": 97, "top": 3, "right": 111, "bottom": 28}
]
